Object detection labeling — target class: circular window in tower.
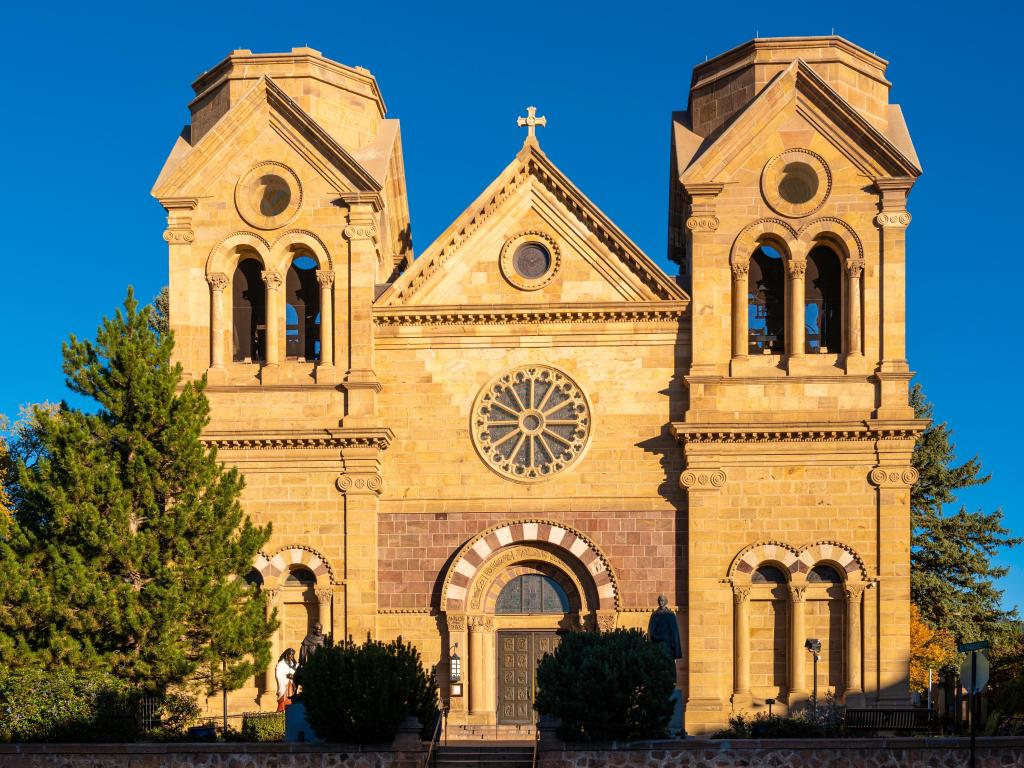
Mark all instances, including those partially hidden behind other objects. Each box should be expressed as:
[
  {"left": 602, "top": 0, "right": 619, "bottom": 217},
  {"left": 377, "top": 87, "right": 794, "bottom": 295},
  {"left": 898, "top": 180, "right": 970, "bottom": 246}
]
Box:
[
  {"left": 499, "top": 231, "right": 561, "bottom": 290},
  {"left": 471, "top": 365, "right": 591, "bottom": 483},
  {"left": 761, "top": 149, "right": 831, "bottom": 218},
  {"left": 235, "top": 161, "right": 303, "bottom": 230}
]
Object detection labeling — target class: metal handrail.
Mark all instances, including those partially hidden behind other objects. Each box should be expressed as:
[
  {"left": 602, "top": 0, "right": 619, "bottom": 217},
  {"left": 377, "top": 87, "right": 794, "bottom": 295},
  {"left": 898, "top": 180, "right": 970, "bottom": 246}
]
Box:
[
  {"left": 532, "top": 716, "right": 540, "bottom": 768},
  {"left": 423, "top": 710, "right": 444, "bottom": 768}
]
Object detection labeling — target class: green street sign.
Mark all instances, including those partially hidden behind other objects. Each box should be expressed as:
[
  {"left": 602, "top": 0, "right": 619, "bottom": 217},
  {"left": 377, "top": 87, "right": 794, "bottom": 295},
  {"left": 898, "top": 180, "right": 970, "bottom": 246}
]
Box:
[{"left": 957, "top": 640, "right": 990, "bottom": 652}]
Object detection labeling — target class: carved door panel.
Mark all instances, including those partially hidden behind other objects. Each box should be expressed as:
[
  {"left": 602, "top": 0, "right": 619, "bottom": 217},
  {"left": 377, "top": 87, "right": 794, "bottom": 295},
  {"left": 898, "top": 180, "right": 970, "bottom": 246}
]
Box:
[{"left": 497, "top": 631, "right": 560, "bottom": 724}]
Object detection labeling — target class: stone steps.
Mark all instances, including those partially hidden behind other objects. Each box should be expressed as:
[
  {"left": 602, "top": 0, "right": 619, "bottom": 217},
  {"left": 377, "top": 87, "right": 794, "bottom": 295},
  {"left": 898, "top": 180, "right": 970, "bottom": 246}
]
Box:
[{"left": 433, "top": 744, "right": 534, "bottom": 768}]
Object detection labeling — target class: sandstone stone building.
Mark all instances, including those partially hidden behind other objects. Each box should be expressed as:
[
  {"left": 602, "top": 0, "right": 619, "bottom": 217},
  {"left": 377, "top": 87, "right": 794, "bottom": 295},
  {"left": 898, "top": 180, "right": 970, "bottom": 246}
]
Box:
[{"left": 151, "top": 35, "right": 924, "bottom": 736}]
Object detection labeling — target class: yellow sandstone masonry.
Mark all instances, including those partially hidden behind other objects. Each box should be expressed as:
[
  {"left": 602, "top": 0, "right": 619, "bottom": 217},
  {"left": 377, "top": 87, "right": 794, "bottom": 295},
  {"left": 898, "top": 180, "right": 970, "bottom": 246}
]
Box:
[{"left": 152, "top": 36, "right": 923, "bottom": 735}]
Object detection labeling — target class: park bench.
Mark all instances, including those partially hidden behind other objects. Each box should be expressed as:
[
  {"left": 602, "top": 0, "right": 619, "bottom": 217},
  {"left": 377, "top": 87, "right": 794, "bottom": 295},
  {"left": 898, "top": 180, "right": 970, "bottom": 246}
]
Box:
[{"left": 844, "top": 708, "right": 932, "bottom": 735}]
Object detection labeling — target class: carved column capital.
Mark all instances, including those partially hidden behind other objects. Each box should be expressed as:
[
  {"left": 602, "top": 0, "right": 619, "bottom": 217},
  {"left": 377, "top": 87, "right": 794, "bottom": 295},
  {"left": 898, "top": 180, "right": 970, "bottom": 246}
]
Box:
[
  {"left": 679, "top": 468, "right": 727, "bottom": 491},
  {"left": 732, "top": 586, "right": 751, "bottom": 605},
  {"left": 730, "top": 262, "right": 750, "bottom": 280},
  {"left": 206, "top": 272, "right": 228, "bottom": 292},
  {"left": 845, "top": 259, "right": 865, "bottom": 279},
  {"left": 446, "top": 614, "right": 467, "bottom": 632},
  {"left": 845, "top": 584, "right": 866, "bottom": 603},
  {"left": 315, "top": 588, "right": 333, "bottom": 605},
  {"left": 468, "top": 615, "right": 494, "bottom": 632},
  {"left": 343, "top": 225, "right": 378, "bottom": 241},
  {"left": 263, "top": 588, "right": 280, "bottom": 605},
  {"left": 261, "top": 270, "right": 283, "bottom": 290},
  {"left": 595, "top": 610, "right": 617, "bottom": 632},
  {"left": 786, "top": 259, "right": 807, "bottom": 278},
  {"left": 316, "top": 269, "right": 335, "bottom": 288},
  {"left": 869, "top": 466, "right": 919, "bottom": 488},
  {"left": 790, "top": 585, "right": 807, "bottom": 603}
]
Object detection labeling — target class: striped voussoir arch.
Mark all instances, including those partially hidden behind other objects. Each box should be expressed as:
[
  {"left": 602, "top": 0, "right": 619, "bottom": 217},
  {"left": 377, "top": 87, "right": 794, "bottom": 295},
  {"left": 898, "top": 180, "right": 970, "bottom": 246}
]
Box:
[
  {"left": 729, "top": 540, "right": 868, "bottom": 583},
  {"left": 441, "top": 520, "right": 619, "bottom": 613},
  {"left": 253, "top": 545, "right": 335, "bottom": 586}
]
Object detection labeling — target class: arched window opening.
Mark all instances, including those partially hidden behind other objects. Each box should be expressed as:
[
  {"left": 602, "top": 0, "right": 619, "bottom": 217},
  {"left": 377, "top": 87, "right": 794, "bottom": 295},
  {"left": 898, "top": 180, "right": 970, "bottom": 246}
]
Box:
[
  {"left": 805, "top": 246, "right": 842, "bottom": 354},
  {"left": 284, "top": 567, "right": 317, "bottom": 587},
  {"left": 495, "top": 574, "right": 570, "bottom": 614},
  {"left": 752, "top": 565, "right": 788, "bottom": 584},
  {"left": 286, "top": 255, "right": 321, "bottom": 362},
  {"left": 232, "top": 256, "right": 266, "bottom": 363},
  {"left": 748, "top": 245, "right": 785, "bottom": 354},
  {"left": 807, "top": 564, "right": 843, "bottom": 584}
]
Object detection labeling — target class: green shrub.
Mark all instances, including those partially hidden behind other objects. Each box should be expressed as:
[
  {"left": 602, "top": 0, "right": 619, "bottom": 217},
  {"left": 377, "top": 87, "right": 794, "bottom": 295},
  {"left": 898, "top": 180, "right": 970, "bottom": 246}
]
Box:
[
  {"left": 295, "top": 635, "right": 438, "bottom": 743},
  {"left": 710, "top": 694, "right": 845, "bottom": 739},
  {"left": 0, "top": 668, "right": 139, "bottom": 742},
  {"left": 241, "top": 711, "right": 285, "bottom": 742},
  {"left": 534, "top": 629, "right": 675, "bottom": 742}
]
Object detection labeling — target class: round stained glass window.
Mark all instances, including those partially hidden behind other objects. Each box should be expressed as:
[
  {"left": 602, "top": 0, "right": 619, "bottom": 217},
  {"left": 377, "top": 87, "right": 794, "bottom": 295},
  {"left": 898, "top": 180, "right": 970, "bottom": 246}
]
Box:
[
  {"left": 471, "top": 365, "right": 591, "bottom": 482},
  {"left": 499, "top": 231, "right": 560, "bottom": 290}
]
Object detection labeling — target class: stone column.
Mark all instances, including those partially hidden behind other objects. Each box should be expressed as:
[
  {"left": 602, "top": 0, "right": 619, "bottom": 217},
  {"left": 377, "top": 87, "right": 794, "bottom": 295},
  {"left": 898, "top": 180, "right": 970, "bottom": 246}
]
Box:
[
  {"left": 206, "top": 272, "right": 228, "bottom": 370},
  {"left": 338, "top": 445, "right": 384, "bottom": 642},
  {"left": 732, "top": 586, "right": 752, "bottom": 707},
  {"left": 261, "top": 269, "right": 283, "bottom": 367},
  {"left": 786, "top": 259, "right": 806, "bottom": 359},
  {"left": 316, "top": 588, "right": 332, "bottom": 638},
  {"left": 874, "top": 178, "right": 915, "bottom": 375},
  {"left": 845, "top": 259, "right": 864, "bottom": 360},
  {"left": 264, "top": 588, "right": 281, "bottom": 696},
  {"left": 845, "top": 585, "right": 865, "bottom": 704},
  {"left": 468, "top": 616, "right": 493, "bottom": 717},
  {"left": 342, "top": 208, "right": 381, "bottom": 425},
  {"left": 316, "top": 269, "right": 335, "bottom": 369},
  {"left": 730, "top": 263, "right": 749, "bottom": 360},
  {"left": 789, "top": 586, "right": 807, "bottom": 702}
]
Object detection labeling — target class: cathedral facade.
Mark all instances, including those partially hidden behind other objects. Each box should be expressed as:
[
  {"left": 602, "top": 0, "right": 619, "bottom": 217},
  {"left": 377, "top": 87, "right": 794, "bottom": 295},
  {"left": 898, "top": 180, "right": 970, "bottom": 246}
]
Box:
[{"left": 152, "top": 35, "right": 923, "bottom": 736}]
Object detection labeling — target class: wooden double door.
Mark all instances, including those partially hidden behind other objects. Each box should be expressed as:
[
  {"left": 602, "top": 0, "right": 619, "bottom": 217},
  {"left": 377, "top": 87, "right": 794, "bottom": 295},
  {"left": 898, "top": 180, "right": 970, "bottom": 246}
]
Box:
[{"left": 496, "top": 631, "right": 560, "bottom": 724}]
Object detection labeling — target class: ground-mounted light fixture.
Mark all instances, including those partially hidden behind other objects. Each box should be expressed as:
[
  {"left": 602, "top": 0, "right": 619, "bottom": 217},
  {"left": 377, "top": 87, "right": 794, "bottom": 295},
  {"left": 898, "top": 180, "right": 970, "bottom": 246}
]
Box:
[
  {"left": 765, "top": 697, "right": 776, "bottom": 717},
  {"left": 805, "top": 638, "right": 821, "bottom": 709},
  {"left": 449, "top": 643, "right": 463, "bottom": 697}
]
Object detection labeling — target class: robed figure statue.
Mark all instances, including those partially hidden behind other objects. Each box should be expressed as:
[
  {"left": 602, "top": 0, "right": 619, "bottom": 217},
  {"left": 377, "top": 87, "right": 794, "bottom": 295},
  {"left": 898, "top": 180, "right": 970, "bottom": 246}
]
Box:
[
  {"left": 299, "top": 621, "right": 327, "bottom": 666},
  {"left": 647, "top": 595, "right": 682, "bottom": 660}
]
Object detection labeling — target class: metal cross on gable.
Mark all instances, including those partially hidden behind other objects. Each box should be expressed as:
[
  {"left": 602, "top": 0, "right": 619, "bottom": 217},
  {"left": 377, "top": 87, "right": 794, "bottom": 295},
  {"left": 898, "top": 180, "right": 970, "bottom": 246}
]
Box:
[{"left": 517, "top": 106, "right": 547, "bottom": 140}]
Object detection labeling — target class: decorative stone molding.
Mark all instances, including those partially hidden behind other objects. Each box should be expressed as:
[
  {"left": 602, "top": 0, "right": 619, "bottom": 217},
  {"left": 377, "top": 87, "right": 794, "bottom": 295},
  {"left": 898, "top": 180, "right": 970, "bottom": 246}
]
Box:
[
  {"left": 595, "top": 611, "right": 617, "bottom": 632},
  {"left": 845, "top": 258, "right": 865, "bottom": 278},
  {"left": 730, "top": 263, "right": 750, "bottom": 280},
  {"left": 869, "top": 466, "right": 919, "bottom": 488},
  {"left": 679, "top": 468, "right": 727, "bottom": 490},
  {"left": 206, "top": 231, "right": 272, "bottom": 276},
  {"left": 316, "top": 269, "right": 335, "bottom": 287},
  {"left": 468, "top": 615, "right": 495, "bottom": 631},
  {"left": 261, "top": 270, "right": 283, "bottom": 289},
  {"left": 790, "top": 585, "right": 807, "bottom": 603},
  {"left": 732, "top": 586, "right": 751, "bottom": 604},
  {"left": 875, "top": 211, "right": 912, "bottom": 228},
  {"left": 270, "top": 229, "right": 334, "bottom": 270},
  {"left": 685, "top": 215, "right": 720, "bottom": 232},
  {"left": 163, "top": 229, "right": 195, "bottom": 244},
  {"left": 336, "top": 472, "right": 383, "bottom": 495},
  {"left": 263, "top": 588, "right": 280, "bottom": 604},
  {"left": 374, "top": 304, "right": 687, "bottom": 327},
  {"left": 315, "top": 588, "right": 333, "bottom": 605},
  {"left": 499, "top": 230, "right": 561, "bottom": 291},
  {"left": 728, "top": 539, "right": 871, "bottom": 583},
  {"left": 343, "top": 225, "right": 377, "bottom": 240},
  {"left": 202, "top": 429, "right": 393, "bottom": 451},
  {"left": 446, "top": 614, "right": 467, "bottom": 632},
  {"left": 796, "top": 217, "right": 865, "bottom": 262},
  {"left": 845, "top": 584, "right": 866, "bottom": 602},
  {"left": 206, "top": 272, "right": 229, "bottom": 291},
  {"left": 729, "top": 217, "right": 798, "bottom": 267},
  {"left": 671, "top": 423, "right": 924, "bottom": 445}
]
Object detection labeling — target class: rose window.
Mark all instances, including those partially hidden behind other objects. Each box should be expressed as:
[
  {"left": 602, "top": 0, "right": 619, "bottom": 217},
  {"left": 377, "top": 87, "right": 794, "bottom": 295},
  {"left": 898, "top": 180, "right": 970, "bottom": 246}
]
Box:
[{"left": 472, "top": 365, "right": 591, "bottom": 482}]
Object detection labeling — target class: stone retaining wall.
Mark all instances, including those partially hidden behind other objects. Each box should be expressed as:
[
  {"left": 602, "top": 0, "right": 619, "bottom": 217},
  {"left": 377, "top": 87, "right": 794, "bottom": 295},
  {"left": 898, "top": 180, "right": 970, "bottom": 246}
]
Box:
[{"left": 539, "top": 737, "right": 1024, "bottom": 768}]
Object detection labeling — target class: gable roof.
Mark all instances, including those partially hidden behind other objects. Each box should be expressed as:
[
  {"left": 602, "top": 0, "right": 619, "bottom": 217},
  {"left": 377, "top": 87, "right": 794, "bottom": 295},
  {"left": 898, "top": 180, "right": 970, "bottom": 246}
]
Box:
[
  {"left": 679, "top": 59, "right": 922, "bottom": 185},
  {"left": 378, "top": 138, "right": 687, "bottom": 307},
  {"left": 152, "top": 74, "right": 381, "bottom": 201}
]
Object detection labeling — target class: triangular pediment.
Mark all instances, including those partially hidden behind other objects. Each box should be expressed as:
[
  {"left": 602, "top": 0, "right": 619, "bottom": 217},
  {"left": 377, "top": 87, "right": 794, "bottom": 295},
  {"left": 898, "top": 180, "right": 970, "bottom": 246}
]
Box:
[
  {"left": 151, "top": 75, "right": 381, "bottom": 201},
  {"left": 680, "top": 59, "right": 921, "bottom": 185},
  {"left": 377, "top": 140, "right": 687, "bottom": 310}
]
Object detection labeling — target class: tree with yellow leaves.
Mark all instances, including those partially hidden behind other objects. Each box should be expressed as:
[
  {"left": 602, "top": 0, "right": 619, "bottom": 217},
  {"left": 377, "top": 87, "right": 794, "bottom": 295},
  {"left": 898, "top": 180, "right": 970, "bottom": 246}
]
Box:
[{"left": 910, "top": 602, "right": 958, "bottom": 693}]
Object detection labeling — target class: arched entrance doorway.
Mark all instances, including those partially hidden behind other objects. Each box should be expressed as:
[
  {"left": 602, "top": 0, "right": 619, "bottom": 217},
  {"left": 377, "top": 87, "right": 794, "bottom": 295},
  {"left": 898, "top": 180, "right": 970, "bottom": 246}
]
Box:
[{"left": 440, "top": 521, "right": 620, "bottom": 727}]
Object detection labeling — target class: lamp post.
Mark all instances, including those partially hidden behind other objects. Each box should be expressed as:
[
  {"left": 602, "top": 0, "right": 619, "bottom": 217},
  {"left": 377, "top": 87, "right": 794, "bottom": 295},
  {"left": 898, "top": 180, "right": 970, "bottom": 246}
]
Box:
[
  {"left": 805, "top": 638, "right": 821, "bottom": 712},
  {"left": 449, "top": 643, "right": 462, "bottom": 698},
  {"left": 766, "top": 698, "right": 775, "bottom": 718}
]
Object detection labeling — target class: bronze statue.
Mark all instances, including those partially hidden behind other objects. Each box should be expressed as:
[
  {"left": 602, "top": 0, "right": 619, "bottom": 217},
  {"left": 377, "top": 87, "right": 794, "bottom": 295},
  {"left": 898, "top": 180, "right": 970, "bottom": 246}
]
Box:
[
  {"left": 299, "top": 621, "right": 326, "bottom": 665},
  {"left": 648, "top": 595, "right": 681, "bottom": 660}
]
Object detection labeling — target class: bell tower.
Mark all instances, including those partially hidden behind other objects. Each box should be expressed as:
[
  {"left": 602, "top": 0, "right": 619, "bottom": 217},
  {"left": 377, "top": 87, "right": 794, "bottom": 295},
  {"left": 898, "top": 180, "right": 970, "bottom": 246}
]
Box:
[{"left": 668, "top": 37, "right": 926, "bottom": 735}]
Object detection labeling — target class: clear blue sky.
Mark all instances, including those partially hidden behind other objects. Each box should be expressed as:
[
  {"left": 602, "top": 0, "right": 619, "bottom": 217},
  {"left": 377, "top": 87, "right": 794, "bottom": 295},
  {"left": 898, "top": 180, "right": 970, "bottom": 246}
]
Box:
[{"left": 2, "top": 1, "right": 1021, "bottom": 614}]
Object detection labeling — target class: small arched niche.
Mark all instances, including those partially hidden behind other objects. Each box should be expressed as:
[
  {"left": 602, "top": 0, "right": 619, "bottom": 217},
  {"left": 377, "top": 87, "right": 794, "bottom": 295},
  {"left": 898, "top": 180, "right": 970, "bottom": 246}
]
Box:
[
  {"left": 285, "top": 254, "right": 321, "bottom": 362},
  {"left": 804, "top": 245, "right": 842, "bottom": 354},
  {"left": 748, "top": 245, "right": 786, "bottom": 354},
  {"left": 232, "top": 255, "right": 266, "bottom": 363}
]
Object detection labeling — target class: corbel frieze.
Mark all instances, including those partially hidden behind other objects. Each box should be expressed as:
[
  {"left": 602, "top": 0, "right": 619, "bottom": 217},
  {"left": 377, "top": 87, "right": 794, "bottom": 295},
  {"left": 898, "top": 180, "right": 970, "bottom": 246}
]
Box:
[{"left": 868, "top": 466, "right": 919, "bottom": 489}]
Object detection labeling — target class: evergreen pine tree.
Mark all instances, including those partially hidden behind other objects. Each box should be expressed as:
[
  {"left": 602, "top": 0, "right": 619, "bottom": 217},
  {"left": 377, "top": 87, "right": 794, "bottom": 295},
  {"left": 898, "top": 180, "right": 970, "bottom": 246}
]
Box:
[
  {"left": 4, "top": 290, "right": 274, "bottom": 692},
  {"left": 911, "top": 383, "right": 1021, "bottom": 644}
]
